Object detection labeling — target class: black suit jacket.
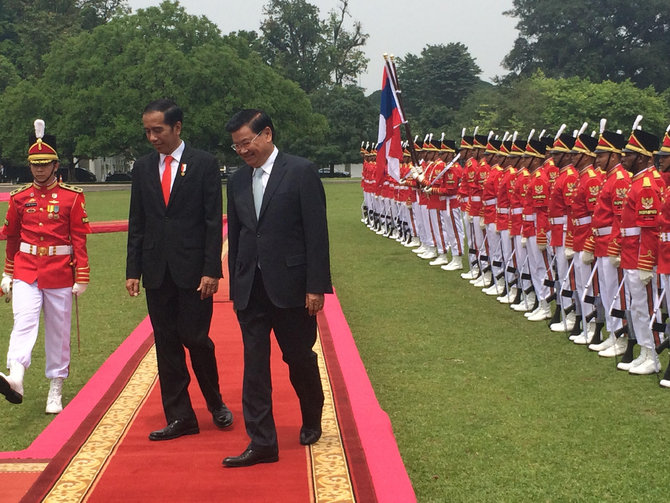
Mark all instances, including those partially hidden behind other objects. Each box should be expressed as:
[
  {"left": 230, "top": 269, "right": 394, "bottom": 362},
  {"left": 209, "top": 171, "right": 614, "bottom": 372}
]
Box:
[
  {"left": 126, "top": 144, "right": 223, "bottom": 289},
  {"left": 227, "top": 151, "right": 332, "bottom": 310}
]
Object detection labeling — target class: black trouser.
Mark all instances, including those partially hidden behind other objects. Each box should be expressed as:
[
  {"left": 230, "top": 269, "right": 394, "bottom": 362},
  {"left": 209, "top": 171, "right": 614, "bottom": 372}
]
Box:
[
  {"left": 146, "top": 268, "right": 222, "bottom": 424},
  {"left": 236, "top": 269, "right": 324, "bottom": 450}
]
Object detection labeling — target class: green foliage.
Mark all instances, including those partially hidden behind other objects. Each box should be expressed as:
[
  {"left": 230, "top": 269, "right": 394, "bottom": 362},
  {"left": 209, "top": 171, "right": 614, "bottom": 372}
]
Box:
[
  {"left": 397, "top": 43, "right": 482, "bottom": 134},
  {"left": 260, "top": 0, "right": 368, "bottom": 93},
  {"left": 309, "top": 85, "right": 377, "bottom": 165},
  {"left": 0, "top": 1, "right": 328, "bottom": 167},
  {"left": 455, "top": 72, "right": 670, "bottom": 138},
  {"left": 504, "top": 0, "right": 670, "bottom": 92},
  {"left": 0, "top": 0, "right": 129, "bottom": 78}
]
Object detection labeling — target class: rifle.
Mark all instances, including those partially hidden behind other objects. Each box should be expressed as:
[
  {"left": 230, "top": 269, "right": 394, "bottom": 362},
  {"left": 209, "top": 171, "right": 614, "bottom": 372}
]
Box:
[{"left": 428, "top": 153, "right": 462, "bottom": 187}]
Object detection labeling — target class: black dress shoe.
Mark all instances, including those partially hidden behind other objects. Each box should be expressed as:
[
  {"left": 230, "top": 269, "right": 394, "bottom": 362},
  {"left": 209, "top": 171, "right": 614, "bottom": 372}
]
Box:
[
  {"left": 0, "top": 375, "right": 22, "bottom": 404},
  {"left": 212, "top": 403, "right": 233, "bottom": 428},
  {"left": 299, "top": 426, "right": 322, "bottom": 445},
  {"left": 148, "top": 419, "right": 199, "bottom": 441},
  {"left": 222, "top": 447, "right": 279, "bottom": 468}
]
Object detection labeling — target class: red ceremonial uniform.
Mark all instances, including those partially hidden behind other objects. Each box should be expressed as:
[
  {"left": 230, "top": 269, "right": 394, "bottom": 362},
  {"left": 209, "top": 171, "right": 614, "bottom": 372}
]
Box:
[
  {"left": 613, "top": 167, "right": 662, "bottom": 271},
  {"left": 584, "top": 164, "right": 630, "bottom": 257},
  {"left": 530, "top": 160, "right": 553, "bottom": 245},
  {"left": 548, "top": 164, "right": 578, "bottom": 246},
  {"left": 496, "top": 165, "right": 517, "bottom": 232},
  {"left": 467, "top": 158, "right": 488, "bottom": 216},
  {"left": 566, "top": 165, "right": 603, "bottom": 251},
  {"left": 511, "top": 166, "right": 530, "bottom": 237},
  {"left": 480, "top": 164, "right": 503, "bottom": 224},
  {"left": 3, "top": 180, "right": 90, "bottom": 288}
]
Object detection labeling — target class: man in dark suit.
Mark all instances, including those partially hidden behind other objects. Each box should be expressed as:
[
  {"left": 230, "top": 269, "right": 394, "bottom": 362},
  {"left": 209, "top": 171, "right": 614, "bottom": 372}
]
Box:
[
  {"left": 126, "top": 99, "right": 233, "bottom": 441},
  {"left": 223, "top": 109, "right": 332, "bottom": 468}
]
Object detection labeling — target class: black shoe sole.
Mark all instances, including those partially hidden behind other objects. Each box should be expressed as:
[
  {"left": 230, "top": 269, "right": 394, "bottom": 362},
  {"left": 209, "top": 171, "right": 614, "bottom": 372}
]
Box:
[
  {"left": 0, "top": 376, "right": 22, "bottom": 404},
  {"left": 148, "top": 427, "right": 199, "bottom": 441},
  {"left": 222, "top": 454, "right": 279, "bottom": 468},
  {"left": 213, "top": 416, "right": 233, "bottom": 428}
]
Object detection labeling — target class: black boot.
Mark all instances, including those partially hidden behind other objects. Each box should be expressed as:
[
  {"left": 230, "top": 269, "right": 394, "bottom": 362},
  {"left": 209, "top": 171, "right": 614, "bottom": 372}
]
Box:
[
  {"left": 619, "top": 338, "right": 636, "bottom": 365},
  {"left": 589, "top": 322, "right": 605, "bottom": 346},
  {"left": 548, "top": 306, "right": 562, "bottom": 326},
  {"left": 511, "top": 287, "right": 522, "bottom": 305},
  {"left": 661, "top": 360, "right": 670, "bottom": 382},
  {"left": 570, "top": 317, "right": 583, "bottom": 337},
  {"left": 656, "top": 337, "right": 670, "bottom": 355}
]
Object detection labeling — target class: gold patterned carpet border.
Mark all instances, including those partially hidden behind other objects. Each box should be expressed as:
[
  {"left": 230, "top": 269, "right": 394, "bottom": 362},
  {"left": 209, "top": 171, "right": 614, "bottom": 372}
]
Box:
[
  {"left": 309, "top": 334, "right": 355, "bottom": 502},
  {"left": 44, "top": 346, "right": 158, "bottom": 502},
  {"left": 41, "top": 332, "right": 354, "bottom": 502},
  {"left": 0, "top": 463, "right": 48, "bottom": 473}
]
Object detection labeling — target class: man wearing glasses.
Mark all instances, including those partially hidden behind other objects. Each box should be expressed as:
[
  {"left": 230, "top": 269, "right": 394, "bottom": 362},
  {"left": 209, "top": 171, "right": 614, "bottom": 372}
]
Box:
[
  {"left": 126, "top": 99, "right": 233, "bottom": 441},
  {"left": 223, "top": 109, "right": 332, "bottom": 467}
]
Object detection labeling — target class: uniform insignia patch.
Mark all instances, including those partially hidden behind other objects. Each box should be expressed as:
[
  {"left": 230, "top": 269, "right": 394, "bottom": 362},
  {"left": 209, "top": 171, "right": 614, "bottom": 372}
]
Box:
[{"left": 641, "top": 197, "right": 654, "bottom": 210}]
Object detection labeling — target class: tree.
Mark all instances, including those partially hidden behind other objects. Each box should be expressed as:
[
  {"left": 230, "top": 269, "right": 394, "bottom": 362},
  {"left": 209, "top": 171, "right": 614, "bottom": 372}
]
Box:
[
  {"left": 503, "top": 0, "right": 670, "bottom": 92},
  {"left": 309, "top": 85, "right": 376, "bottom": 166},
  {"left": 452, "top": 71, "right": 669, "bottom": 140},
  {"left": 0, "top": 0, "right": 129, "bottom": 78},
  {"left": 259, "top": 0, "right": 369, "bottom": 93},
  {"left": 260, "top": 0, "right": 328, "bottom": 93},
  {"left": 0, "top": 1, "right": 328, "bottom": 169},
  {"left": 323, "top": 0, "right": 368, "bottom": 87},
  {"left": 396, "top": 43, "right": 482, "bottom": 133}
]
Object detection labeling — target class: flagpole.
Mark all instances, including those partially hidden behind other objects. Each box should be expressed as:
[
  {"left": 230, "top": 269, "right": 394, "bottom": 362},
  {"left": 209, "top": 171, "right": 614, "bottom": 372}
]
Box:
[{"left": 383, "top": 53, "right": 420, "bottom": 168}]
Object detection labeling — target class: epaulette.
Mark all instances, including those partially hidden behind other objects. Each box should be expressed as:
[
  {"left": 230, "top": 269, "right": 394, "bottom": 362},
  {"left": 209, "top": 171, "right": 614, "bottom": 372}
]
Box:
[
  {"left": 10, "top": 183, "right": 32, "bottom": 196},
  {"left": 535, "top": 171, "right": 542, "bottom": 177},
  {"left": 58, "top": 182, "right": 83, "bottom": 193},
  {"left": 642, "top": 177, "right": 652, "bottom": 188},
  {"left": 616, "top": 171, "right": 624, "bottom": 180},
  {"left": 652, "top": 170, "right": 661, "bottom": 179},
  {"left": 587, "top": 168, "right": 596, "bottom": 178}
]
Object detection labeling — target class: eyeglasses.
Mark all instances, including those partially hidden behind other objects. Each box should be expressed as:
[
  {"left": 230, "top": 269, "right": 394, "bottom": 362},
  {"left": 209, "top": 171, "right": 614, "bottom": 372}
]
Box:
[{"left": 231, "top": 130, "right": 263, "bottom": 152}]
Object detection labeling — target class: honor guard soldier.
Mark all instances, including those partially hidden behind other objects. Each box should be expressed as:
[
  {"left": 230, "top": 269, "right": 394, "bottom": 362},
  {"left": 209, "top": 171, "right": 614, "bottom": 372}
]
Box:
[
  {"left": 655, "top": 124, "right": 670, "bottom": 387},
  {"left": 611, "top": 117, "right": 663, "bottom": 375},
  {"left": 0, "top": 120, "right": 91, "bottom": 413},
  {"left": 582, "top": 122, "right": 630, "bottom": 356}
]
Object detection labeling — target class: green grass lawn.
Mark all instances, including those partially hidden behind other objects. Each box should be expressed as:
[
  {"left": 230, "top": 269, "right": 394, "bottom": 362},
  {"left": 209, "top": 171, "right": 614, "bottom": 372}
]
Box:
[{"left": 1, "top": 182, "right": 669, "bottom": 501}]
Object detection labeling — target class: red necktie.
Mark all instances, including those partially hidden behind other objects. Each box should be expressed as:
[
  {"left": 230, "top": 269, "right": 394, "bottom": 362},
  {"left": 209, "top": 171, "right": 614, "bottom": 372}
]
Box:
[{"left": 161, "top": 155, "right": 173, "bottom": 205}]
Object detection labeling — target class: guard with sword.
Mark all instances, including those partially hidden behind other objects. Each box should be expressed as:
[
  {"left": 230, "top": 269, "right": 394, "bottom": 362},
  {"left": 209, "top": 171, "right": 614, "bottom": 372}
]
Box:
[
  {"left": 0, "top": 119, "right": 90, "bottom": 413},
  {"left": 609, "top": 117, "right": 663, "bottom": 375}
]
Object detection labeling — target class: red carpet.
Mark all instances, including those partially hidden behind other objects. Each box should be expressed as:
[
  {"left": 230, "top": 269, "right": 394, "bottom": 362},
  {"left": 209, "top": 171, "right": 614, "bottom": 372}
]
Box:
[{"left": 0, "top": 229, "right": 415, "bottom": 502}]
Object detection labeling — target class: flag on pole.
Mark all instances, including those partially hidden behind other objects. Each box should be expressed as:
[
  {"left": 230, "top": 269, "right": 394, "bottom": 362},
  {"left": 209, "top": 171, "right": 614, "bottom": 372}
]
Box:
[{"left": 376, "top": 64, "right": 404, "bottom": 183}]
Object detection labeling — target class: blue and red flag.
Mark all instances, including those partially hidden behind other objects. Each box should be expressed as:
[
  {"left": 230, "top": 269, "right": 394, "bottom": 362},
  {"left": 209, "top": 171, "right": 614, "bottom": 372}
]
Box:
[{"left": 375, "top": 64, "right": 404, "bottom": 184}]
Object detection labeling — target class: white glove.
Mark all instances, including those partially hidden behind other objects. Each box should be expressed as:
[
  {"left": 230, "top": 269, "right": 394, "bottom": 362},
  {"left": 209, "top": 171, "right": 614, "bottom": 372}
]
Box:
[
  {"left": 417, "top": 174, "right": 425, "bottom": 184},
  {"left": 1, "top": 273, "right": 12, "bottom": 295},
  {"left": 520, "top": 237, "right": 527, "bottom": 248},
  {"left": 538, "top": 242, "right": 547, "bottom": 251},
  {"left": 581, "top": 250, "right": 594, "bottom": 264},
  {"left": 639, "top": 269, "right": 654, "bottom": 285},
  {"left": 609, "top": 255, "right": 621, "bottom": 268},
  {"left": 479, "top": 219, "right": 486, "bottom": 230},
  {"left": 564, "top": 247, "right": 575, "bottom": 260},
  {"left": 467, "top": 215, "right": 474, "bottom": 224},
  {"left": 72, "top": 283, "right": 88, "bottom": 296}
]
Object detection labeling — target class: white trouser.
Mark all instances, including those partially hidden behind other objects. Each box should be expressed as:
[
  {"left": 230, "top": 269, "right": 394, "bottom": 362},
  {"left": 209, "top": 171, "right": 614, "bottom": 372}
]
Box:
[
  {"left": 574, "top": 251, "right": 593, "bottom": 323},
  {"left": 7, "top": 279, "right": 72, "bottom": 378},
  {"left": 411, "top": 200, "right": 425, "bottom": 242},
  {"left": 527, "top": 236, "right": 550, "bottom": 301},
  {"left": 624, "top": 269, "right": 655, "bottom": 349},
  {"left": 486, "top": 223, "right": 502, "bottom": 278},
  {"left": 554, "top": 243, "right": 570, "bottom": 311},
  {"left": 499, "top": 229, "right": 514, "bottom": 283},
  {"left": 514, "top": 235, "right": 530, "bottom": 293},
  {"left": 429, "top": 208, "right": 447, "bottom": 253},
  {"left": 420, "top": 205, "right": 434, "bottom": 247},
  {"left": 442, "top": 202, "right": 464, "bottom": 257},
  {"left": 596, "top": 256, "right": 622, "bottom": 334},
  {"left": 463, "top": 211, "right": 472, "bottom": 258}
]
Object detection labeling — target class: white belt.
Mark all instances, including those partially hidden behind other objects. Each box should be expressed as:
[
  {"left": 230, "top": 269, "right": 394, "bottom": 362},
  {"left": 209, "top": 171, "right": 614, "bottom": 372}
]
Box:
[
  {"left": 497, "top": 208, "right": 509, "bottom": 214},
  {"left": 550, "top": 216, "right": 567, "bottom": 225},
  {"left": 523, "top": 214, "right": 536, "bottom": 222},
  {"left": 470, "top": 196, "right": 481, "bottom": 202},
  {"left": 445, "top": 195, "right": 458, "bottom": 200},
  {"left": 484, "top": 198, "right": 497, "bottom": 206},
  {"left": 20, "top": 242, "right": 72, "bottom": 257},
  {"left": 621, "top": 227, "right": 641, "bottom": 237},
  {"left": 511, "top": 208, "right": 524, "bottom": 215},
  {"left": 462, "top": 197, "right": 469, "bottom": 202},
  {"left": 661, "top": 232, "right": 670, "bottom": 242},
  {"left": 572, "top": 216, "right": 592, "bottom": 226},
  {"left": 593, "top": 226, "right": 612, "bottom": 236}
]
